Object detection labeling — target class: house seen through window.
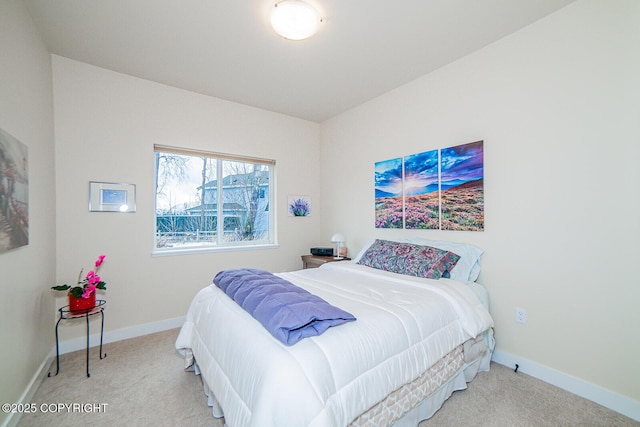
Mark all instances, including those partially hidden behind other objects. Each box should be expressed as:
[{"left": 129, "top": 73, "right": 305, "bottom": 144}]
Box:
[{"left": 154, "top": 145, "right": 275, "bottom": 252}]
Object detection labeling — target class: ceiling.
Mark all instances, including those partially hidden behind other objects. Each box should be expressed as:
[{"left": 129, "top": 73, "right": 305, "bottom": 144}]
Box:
[{"left": 24, "top": 0, "right": 575, "bottom": 123}]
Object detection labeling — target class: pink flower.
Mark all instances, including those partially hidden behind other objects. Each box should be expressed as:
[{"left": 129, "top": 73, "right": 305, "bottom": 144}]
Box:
[
  {"left": 85, "top": 271, "right": 101, "bottom": 285},
  {"left": 51, "top": 254, "right": 108, "bottom": 297},
  {"left": 81, "top": 284, "right": 96, "bottom": 298},
  {"left": 95, "top": 255, "right": 106, "bottom": 268}
]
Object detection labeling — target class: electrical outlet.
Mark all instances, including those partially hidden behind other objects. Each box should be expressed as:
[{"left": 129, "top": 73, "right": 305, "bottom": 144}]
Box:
[{"left": 516, "top": 307, "right": 527, "bottom": 324}]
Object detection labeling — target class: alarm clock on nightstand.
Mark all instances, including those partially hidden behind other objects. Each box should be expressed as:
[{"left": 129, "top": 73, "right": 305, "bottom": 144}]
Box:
[{"left": 310, "top": 247, "right": 334, "bottom": 256}]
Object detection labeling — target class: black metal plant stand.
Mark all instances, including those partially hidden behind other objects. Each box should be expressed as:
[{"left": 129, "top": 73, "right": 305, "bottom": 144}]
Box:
[{"left": 48, "top": 299, "right": 106, "bottom": 378}]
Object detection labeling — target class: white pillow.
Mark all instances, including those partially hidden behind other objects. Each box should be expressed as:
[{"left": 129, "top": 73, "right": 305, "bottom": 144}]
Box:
[{"left": 353, "top": 238, "right": 483, "bottom": 282}]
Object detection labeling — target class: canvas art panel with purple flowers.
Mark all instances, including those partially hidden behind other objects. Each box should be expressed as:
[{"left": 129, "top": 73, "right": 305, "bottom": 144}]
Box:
[
  {"left": 440, "top": 141, "right": 484, "bottom": 231},
  {"left": 404, "top": 149, "right": 439, "bottom": 230},
  {"left": 374, "top": 158, "right": 403, "bottom": 228}
]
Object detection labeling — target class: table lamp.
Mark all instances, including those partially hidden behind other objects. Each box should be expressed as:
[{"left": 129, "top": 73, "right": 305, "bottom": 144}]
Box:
[{"left": 331, "top": 233, "right": 346, "bottom": 260}]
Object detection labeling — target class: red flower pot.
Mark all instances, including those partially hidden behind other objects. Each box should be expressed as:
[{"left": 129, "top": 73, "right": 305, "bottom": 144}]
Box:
[{"left": 69, "top": 291, "right": 96, "bottom": 312}]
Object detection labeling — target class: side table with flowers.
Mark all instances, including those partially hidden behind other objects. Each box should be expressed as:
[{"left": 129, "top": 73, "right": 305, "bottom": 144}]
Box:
[{"left": 49, "top": 255, "right": 108, "bottom": 377}]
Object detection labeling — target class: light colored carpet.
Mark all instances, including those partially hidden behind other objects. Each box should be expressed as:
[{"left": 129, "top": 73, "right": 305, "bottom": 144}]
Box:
[{"left": 18, "top": 329, "right": 638, "bottom": 427}]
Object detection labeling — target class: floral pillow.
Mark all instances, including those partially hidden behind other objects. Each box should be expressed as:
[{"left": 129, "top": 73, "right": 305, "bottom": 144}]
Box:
[{"left": 356, "top": 239, "right": 461, "bottom": 279}]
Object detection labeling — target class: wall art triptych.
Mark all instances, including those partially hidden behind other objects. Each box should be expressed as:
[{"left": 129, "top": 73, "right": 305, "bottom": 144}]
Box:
[{"left": 375, "top": 140, "right": 484, "bottom": 232}]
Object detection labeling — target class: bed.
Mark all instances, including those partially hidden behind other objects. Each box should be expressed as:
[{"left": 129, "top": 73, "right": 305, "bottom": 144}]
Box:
[{"left": 176, "top": 238, "right": 495, "bottom": 427}]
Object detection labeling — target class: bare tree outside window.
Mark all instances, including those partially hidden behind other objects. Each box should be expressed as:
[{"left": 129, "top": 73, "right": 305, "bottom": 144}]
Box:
[{"left": 154, "top": 146, "right": 274, "bottom": 252}]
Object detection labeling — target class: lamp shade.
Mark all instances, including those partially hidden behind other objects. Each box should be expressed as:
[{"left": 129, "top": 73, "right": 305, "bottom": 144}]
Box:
[
  {"left": 270, "top": 1, "right": 321, "bottom": 41},
  {"left": 331, "top": 233, "right": 345, "bottom": 243}
]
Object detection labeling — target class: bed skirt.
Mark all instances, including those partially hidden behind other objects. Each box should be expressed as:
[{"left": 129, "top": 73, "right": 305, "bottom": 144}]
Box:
[{"left": 183, "top": 329, "right": 494, "bottom": 427}]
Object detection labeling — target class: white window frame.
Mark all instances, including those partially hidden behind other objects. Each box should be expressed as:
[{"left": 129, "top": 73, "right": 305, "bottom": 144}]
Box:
[{"left": 152, "top": 144, "right": 277, "bottom": 256}]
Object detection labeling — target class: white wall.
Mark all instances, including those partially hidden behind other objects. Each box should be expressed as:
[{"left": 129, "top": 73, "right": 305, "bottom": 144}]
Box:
[
  {"left": 51, "top": 56, "right": 322, "bottom": 339},
  {"left": 0, "top": 1, "right": 56, "bottom": 425},
  {"left": 321, "top": 0, "right": 639, "bottom": 412}
]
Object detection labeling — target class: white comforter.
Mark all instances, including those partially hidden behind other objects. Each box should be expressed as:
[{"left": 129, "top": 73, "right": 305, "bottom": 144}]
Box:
[{"left": 175, "top": 262, "right": 494, "bottom": 427}]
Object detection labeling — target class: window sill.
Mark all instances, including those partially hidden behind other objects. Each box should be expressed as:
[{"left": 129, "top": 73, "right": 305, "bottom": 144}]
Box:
[{"left": 152, "top": 243, "right": 280, "bottom": 257}]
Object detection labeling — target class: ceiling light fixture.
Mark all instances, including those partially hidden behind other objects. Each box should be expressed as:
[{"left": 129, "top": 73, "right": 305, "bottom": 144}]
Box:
[{"left": 270, "top": 1, "right": 322, "bottom": 41}]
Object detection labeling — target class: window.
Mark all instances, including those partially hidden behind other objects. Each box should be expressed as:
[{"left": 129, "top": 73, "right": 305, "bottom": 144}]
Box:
[{"left": 154, "top": 145, "right": 275, "bottom": 253}]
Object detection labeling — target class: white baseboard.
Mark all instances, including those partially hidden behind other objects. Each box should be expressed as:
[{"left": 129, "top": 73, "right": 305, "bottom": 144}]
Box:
[
  {"left": 1, "top": 316, "right": 185, "bottom": 427},
  {"left": 491, "top": 349, "right": 640, "bottom": 422},
  {"left": 1, "top": 350, "right": 55, "bottom": 427}
]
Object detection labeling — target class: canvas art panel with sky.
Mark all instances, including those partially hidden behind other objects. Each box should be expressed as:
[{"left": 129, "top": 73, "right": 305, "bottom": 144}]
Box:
[
  {"left": 374, "top": 140, "right": 484, "bottom": 231},
  {"left": 374, "top": 157, "right": 403, "bottom": 228},
  {"left": 440, "top": 140, "right": 484, "bottom": 231},
  {"left": 404, "top": 149, "right": 439, "bottom": 230}
]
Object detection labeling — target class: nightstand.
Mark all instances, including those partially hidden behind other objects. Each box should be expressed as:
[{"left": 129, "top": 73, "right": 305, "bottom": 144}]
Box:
[{"left": 301, "top": 254, "right": 351, "bottom": 269}]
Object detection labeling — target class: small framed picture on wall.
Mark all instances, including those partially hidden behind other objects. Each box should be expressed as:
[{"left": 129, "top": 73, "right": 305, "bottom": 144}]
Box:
[
  {"left": 89, "top": 181, "right": 136, "bottom": 212},
  {"left": 288, "top": 195, "right": 311, "bottom": 217}
]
